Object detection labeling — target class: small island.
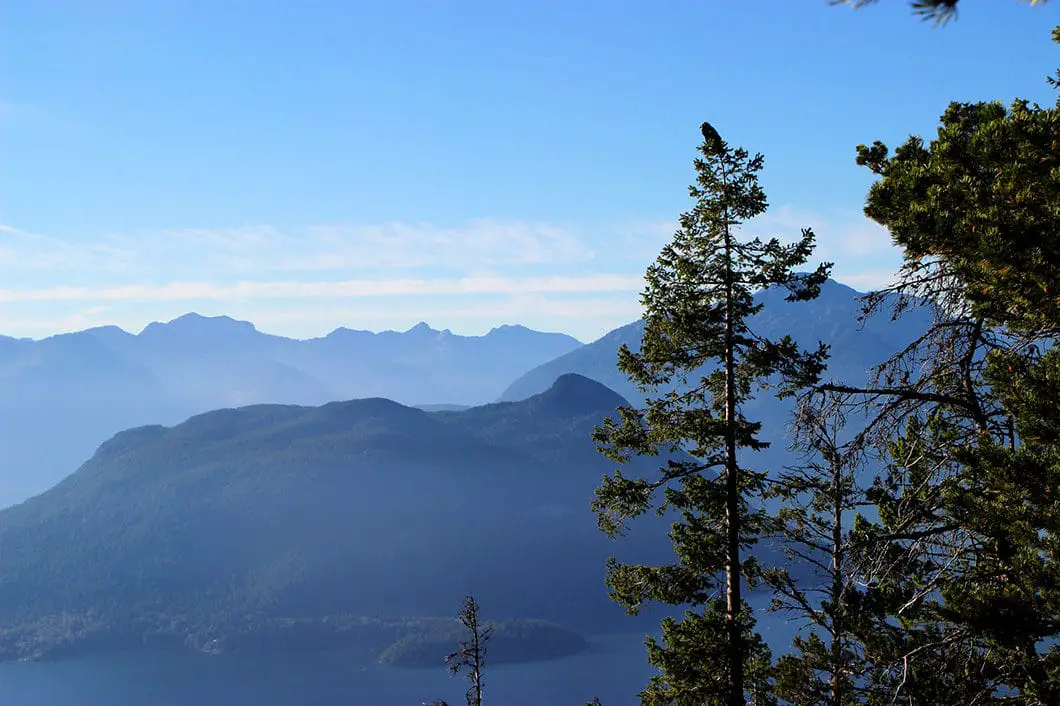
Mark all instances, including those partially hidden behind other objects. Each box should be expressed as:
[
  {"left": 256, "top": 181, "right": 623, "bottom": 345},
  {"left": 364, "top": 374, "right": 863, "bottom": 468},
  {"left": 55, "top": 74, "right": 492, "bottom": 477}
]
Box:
[{"left": 377, "top": 618, "right": 588, "bottom": 668}]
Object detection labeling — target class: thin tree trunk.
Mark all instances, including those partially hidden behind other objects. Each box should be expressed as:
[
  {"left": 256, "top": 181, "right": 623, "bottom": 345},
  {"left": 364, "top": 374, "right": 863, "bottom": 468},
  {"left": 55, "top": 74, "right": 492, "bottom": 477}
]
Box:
[
  {"left": 723, "top": 214, "right": 744, "bottom": 706},
  {"left": 471, "top": 608, "right": 483, "bottom": 706},
  {"left": 831, "top": 448, "right": 844, "bottom": 706}
]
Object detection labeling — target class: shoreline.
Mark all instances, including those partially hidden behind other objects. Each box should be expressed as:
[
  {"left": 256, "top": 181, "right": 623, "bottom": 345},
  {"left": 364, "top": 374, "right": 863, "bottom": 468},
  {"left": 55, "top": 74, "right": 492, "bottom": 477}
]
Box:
[{"left": 0, "top": 614, "right": 589, "bottom": 668}]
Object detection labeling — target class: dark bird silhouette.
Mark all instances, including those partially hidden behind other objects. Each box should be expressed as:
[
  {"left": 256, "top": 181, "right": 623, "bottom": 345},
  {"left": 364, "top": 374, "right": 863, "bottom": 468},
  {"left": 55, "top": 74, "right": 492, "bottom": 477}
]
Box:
[{"left": 700, "top": 121, "right": 723, "bottom": 155}]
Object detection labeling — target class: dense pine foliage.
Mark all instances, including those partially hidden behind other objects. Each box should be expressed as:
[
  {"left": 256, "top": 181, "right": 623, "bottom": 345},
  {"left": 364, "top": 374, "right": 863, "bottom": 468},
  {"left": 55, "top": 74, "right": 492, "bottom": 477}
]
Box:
[{"left": 591, "top": 24, "right": 1060, "bottom": 706}]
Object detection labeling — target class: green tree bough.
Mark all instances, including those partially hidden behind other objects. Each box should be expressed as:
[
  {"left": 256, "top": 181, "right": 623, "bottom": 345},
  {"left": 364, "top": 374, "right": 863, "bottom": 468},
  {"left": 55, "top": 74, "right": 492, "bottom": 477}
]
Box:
[
  {"left": 807, "top": 25, "right": 1060, "bottom": 703},
  {"left": 833, "top": 0, "right": 1049, "bottom": 25}
]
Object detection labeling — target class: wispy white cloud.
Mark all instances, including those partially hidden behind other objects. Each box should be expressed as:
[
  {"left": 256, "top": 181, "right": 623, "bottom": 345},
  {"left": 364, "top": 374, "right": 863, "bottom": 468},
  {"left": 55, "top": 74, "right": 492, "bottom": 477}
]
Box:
[
  {"left": 0, "top": 219, "right": 597, "bottom": 277},
  {"left": 604, "top": 207, "right": 902, "bottom": 294},
  {"left": 0, "top": 218, "right": 638, "bottom": 339},
  {"left": 0, "top": 273, "right": 643, "bottom": 304},
  {"left": 1, "top": 208, "right": 899, "bottom": 281},
  {"left": 0, "top": 224, "right": 111, "bottom": 271},
  {"left": 745, "top": 205, "right": 895, "bottom": 259},
  {"left": 613, "top": 219, "right": 677, "bottom": 263},
  {"left": 832, "top": 270, "right": 899, "bottom": 292},
  {"left": 611, "top": 206, "right": 897, "bottom": 263}
]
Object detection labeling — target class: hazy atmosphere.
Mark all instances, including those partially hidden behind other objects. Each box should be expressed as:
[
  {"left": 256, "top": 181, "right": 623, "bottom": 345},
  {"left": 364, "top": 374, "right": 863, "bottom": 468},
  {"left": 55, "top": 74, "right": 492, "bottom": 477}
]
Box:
[{"left": 2, "top": 1, "right": 1060, "bottom": 705}]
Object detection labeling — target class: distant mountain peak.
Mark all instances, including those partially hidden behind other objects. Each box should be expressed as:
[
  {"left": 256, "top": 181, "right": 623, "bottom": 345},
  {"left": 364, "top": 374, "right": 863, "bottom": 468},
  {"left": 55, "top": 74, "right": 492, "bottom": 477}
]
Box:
[
  {"left": 84, "top": 325, "right": 133, "bottom": 337},
  {"left": 485, "top": 325, "right": 583, "bottom": 350},
  {"left": 802, "top": 277, "right": 863, "bottom": 301},
  {"left": 140, "top": 313, "right": 258, "bottom": 337},
  {"left": 526, "top": 373, "right": 629, "bottom": 416},
  {"left": 548, "top": 372, "right": 621, "bottom": 396},
  {"left": 171, "top": 312, "right": 254, "bottom": 328},
  {"left": 322, "top": 326, "right": 366, "bottom": 339},
  {"left": 400, "top": 321, "right": 454, "bottom": 341},
  {"left": 405, "top": 321, "right": 436, "bottom": 334}
]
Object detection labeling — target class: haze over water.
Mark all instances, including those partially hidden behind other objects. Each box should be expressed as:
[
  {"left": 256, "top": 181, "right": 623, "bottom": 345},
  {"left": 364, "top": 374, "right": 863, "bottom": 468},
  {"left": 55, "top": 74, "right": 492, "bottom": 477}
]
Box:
[{"left": 0, "top": 633, "right": 653, "bottom": 706}]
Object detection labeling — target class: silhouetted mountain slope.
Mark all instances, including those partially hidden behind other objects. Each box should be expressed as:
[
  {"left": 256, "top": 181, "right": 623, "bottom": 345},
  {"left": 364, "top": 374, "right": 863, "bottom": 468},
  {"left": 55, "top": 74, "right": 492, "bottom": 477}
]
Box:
[
  {"left": 500, "top": 279, "right": 932, "bottom": 403},
  {"left": 0, "top": 316, "right": 582, "bottom": 508},
  {"left": 96, "top": 314, "right": 582, "bottom": 409},
  {"left": 0, "top": 376, "right": 662, "bottom": 661},
  {"left": 273, "top": 322, "right": 582, "bottom": 405},
  {"left": 0, "top": 332, "right": 183, "bottom": 506},
  {"left": 438, "top": 373, "right": 629, "bottom": 466},
  {"left": 498, "top": 280, "right": 933, "bottom": 536},
  {"left": 501, "top": 321, "right": 646, "bottom": 404}
]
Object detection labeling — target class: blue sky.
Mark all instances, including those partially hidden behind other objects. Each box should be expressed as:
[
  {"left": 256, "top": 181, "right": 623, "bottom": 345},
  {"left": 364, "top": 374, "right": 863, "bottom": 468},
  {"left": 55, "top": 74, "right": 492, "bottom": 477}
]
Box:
[{"left": 1, "top": 0, "right": 1057, "bottom": 342}]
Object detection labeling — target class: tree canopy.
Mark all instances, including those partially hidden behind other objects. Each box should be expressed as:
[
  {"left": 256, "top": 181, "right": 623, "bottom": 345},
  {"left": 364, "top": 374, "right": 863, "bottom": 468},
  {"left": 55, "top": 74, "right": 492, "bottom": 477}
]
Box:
[
  {"left": 805, "top": 24, "right": 1060, "bottom": 703},
  {"left": 590, "top": 22, "right": 1060, "bottom": 706},
  {"left": 834, "top": 0, "right": 1049, "bottom": 24}
]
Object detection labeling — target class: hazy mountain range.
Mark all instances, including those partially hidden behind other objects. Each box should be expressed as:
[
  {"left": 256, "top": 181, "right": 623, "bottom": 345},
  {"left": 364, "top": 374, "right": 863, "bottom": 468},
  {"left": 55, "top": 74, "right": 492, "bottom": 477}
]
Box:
[
  {"left": 0, "top": 279, "right": 932, "bottom": 511},
  {"left": 0, "top": 374, "right": 667, "bottom": 661},
  {"left": 501, "top": 279, "right": 931, "bottom": 404},
  {"left": 0, "top": 278, "right": 939, "bottom": 662},
  {"left": 0, "top": 317, "right": 581, "bottom": 506}
]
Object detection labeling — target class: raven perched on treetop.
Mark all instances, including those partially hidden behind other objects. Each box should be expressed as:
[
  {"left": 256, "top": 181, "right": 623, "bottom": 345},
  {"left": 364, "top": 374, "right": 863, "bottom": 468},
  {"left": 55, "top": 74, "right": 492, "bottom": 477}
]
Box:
[{"left": 700, "top": 121, "right": 723, "bottom": 155}]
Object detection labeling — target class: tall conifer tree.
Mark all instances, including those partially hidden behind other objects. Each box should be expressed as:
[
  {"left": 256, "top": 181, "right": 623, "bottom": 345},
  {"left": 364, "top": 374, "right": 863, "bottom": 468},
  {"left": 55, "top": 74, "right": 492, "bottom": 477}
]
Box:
[{"left": 593, "top": 122, "right": 830, "bottom": 705}]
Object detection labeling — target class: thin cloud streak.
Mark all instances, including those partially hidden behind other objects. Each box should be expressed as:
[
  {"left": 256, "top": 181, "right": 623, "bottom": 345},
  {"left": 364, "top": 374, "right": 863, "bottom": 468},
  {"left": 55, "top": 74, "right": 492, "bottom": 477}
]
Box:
[
  {"left": 0, "top": 210, "right": 896, "bottom": 281},
  {"left": 0, "top": 274, "right": 645, "bottom": 303},
  {"left": 745, "top": 205, "right": 895, "bottom": 260},
  {"left": 0, "top": 219, "right": 597, "bottom": 275}
]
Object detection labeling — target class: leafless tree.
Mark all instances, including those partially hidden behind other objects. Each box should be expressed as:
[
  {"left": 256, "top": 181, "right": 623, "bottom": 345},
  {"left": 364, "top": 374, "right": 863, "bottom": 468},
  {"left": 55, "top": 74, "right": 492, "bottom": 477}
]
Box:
[{"left": 445, "top": 595, "right": 492, "bottom": 706}]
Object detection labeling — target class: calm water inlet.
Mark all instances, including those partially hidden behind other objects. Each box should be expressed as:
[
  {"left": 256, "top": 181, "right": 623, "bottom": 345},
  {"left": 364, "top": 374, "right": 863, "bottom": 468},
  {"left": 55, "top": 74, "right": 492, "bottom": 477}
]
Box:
[{"left": 0, "top": 632, "right": 655, "bottom": 706}]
